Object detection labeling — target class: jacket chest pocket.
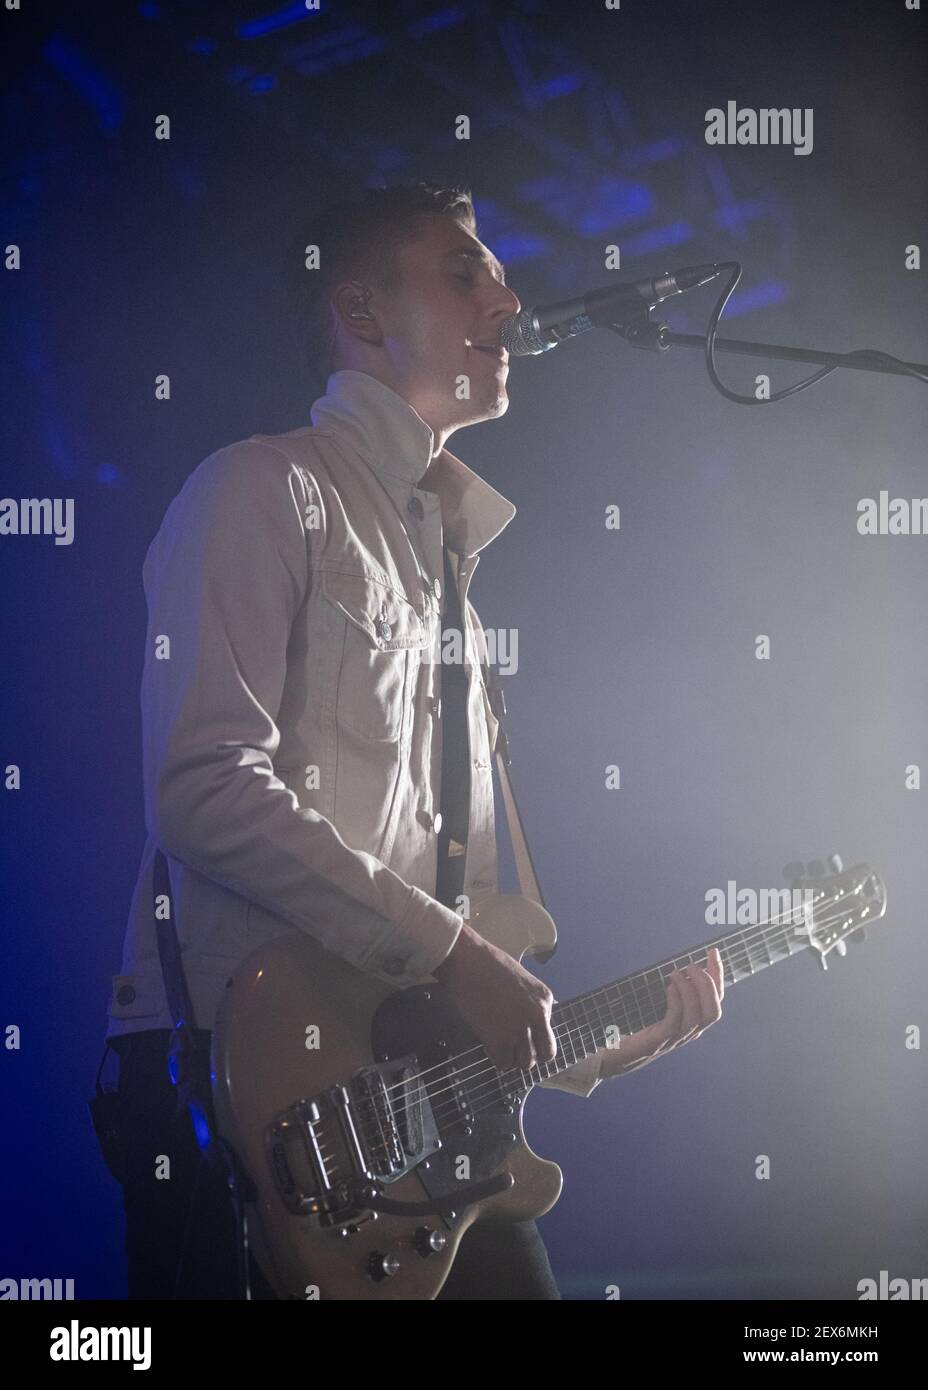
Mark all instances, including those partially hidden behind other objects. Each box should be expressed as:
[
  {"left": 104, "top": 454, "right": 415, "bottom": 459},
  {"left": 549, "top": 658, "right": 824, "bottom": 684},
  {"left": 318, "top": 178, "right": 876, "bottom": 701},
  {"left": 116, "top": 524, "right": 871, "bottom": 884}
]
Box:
[{"left": 321, "top": 570, "right": 429, "bottom": 741}]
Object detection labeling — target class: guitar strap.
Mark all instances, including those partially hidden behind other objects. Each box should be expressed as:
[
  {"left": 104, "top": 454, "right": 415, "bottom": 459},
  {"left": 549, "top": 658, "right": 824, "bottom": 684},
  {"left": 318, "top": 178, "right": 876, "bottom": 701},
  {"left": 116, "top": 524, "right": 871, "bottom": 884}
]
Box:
[
  {"left": 482, "top": 660, "right": 549, "bottom": 916},
  {"left": 89, "top": 848, "right": 251, "bottom": 1300},
  {"left": 153, "top": 847, "right": 196, "bottom": 1034},
  {"left": 86, "top": 853, "right": 206, "bottom": 1191},
  {"left": 151, "top": 846, "right": 254, "bottom": 1298},
  {"left": 151, "top": 850, "right": 225, "bottom": 1142}
]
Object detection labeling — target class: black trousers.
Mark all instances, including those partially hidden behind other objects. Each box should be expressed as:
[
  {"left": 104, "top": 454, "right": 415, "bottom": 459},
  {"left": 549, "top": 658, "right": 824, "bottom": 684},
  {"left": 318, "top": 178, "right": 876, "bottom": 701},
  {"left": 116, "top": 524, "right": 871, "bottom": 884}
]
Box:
[{"left": 112, "top": 1029, "right": 561, "bottom": 1300}]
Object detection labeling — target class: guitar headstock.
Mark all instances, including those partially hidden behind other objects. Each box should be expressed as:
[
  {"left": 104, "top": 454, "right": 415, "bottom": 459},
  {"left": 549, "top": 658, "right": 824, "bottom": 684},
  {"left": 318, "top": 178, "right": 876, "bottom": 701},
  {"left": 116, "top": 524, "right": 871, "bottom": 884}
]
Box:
[{"left": 782, "top": 854, "right": 887, "bottom": 969}]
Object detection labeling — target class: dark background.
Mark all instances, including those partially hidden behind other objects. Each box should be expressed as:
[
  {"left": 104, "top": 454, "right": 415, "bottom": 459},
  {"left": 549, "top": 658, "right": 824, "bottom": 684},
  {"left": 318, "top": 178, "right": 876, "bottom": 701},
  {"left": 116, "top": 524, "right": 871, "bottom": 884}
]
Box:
[{"left": 1, "top": 0, "right": 926, "bottom": 1299}]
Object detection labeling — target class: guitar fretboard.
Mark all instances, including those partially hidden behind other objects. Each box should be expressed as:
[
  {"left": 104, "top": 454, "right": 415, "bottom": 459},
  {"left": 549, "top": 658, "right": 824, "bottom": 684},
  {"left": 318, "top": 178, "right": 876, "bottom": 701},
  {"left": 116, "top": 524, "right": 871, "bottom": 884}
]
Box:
[{"left": 544, "top": 912, "right": 814, "bottom": 1081}]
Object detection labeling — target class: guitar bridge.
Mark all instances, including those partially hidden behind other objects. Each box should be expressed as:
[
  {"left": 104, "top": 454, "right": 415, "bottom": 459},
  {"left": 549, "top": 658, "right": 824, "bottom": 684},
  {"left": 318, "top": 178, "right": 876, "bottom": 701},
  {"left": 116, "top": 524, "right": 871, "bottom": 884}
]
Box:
[{"left": 265, "top": 1054, "right": 441, "bottom": 1223}]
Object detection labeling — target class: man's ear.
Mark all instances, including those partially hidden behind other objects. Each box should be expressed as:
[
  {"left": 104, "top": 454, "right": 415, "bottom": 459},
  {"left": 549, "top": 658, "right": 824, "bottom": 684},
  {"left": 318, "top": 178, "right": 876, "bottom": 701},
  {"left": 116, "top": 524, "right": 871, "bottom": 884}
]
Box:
[{"left": 332, "top": 281, "right": 380, "bottom": 338}]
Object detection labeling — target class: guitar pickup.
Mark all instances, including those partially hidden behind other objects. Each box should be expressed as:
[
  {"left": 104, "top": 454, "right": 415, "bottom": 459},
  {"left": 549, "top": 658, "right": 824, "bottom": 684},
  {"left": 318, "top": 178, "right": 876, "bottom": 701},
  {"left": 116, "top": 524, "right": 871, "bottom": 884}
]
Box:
[{"left": 351, "top": 1054, "right": 441, "bottom": 1178}]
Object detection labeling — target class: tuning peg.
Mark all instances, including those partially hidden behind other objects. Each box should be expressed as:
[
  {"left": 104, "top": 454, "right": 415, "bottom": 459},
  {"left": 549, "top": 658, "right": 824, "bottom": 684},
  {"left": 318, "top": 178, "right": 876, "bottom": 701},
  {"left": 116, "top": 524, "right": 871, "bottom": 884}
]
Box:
[
  {"left": 827, "top": 853, "right": 843, "bottom": 873},
  {"left": 783, "top": 861, "right": 805, "bottom": 883},
  {"left": 806, "top": 860, "right": 826, "bottom": 880},
  {"left": 849, "top": 927, "right": 867, "bottom": 945}
]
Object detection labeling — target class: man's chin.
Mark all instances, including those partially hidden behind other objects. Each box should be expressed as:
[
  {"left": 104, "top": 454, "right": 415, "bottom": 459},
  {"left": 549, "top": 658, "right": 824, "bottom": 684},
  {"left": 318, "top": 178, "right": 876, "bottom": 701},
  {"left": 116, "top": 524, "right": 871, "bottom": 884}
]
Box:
[
  {"left": 479, "top": 390, "right": 510, "bottom": 420},
  {"left": 450, "top": 390, "right": 510, "bottom": 432}
]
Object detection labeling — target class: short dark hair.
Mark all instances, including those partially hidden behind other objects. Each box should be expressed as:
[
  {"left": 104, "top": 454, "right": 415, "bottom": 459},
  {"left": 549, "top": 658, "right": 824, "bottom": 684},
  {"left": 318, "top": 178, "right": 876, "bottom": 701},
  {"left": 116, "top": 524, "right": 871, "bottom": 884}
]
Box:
[{"left": 299, "top": 180, "right": 477, "bottom": 390}]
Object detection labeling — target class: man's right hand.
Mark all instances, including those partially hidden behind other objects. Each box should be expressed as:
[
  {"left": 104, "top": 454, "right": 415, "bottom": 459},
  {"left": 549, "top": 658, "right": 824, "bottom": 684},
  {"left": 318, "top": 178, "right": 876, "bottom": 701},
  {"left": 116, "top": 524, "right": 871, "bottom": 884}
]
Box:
[{"left": 432, "top": 922, "right": 558, "bottom": 1074}]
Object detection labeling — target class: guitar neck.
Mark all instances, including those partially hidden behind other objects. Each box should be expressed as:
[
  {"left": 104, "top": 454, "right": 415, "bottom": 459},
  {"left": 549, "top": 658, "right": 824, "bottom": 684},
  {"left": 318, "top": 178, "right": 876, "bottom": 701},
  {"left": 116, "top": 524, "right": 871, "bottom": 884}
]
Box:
[
  {"left": 544, "top": 908, "right": 814, "bottom": 1083},
  {"left": 441, "top": 862, "right": 882, "bottom": 1102}
]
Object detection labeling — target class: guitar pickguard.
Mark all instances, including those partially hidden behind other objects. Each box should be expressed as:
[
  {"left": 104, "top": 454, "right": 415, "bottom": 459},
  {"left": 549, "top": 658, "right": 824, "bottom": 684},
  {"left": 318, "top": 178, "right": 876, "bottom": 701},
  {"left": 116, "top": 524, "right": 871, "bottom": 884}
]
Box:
[{"left": 370, "top": 985, "right": 527, "bottom": 1229}]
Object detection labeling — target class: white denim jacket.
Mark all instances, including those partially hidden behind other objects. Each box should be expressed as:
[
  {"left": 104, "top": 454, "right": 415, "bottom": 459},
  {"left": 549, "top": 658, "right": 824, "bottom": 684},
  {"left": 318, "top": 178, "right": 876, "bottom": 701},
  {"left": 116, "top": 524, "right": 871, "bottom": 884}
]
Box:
[{"left": 104, "top": 369, "right": 602, "bottom": 1097}]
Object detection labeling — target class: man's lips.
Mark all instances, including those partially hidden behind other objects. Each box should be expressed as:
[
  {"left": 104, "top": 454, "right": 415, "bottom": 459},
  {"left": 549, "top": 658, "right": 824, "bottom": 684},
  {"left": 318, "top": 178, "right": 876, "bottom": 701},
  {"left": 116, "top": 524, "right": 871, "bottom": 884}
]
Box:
[{"left": 467, "top": 341, "right": 509, "bottom": 363}]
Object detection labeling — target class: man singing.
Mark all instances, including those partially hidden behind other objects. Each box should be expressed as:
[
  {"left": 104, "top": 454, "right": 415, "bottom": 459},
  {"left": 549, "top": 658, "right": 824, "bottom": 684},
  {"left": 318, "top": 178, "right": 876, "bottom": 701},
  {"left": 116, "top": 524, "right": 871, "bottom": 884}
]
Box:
[{"left": 104, "top": 181, "right": 723, "bottom": 1300}]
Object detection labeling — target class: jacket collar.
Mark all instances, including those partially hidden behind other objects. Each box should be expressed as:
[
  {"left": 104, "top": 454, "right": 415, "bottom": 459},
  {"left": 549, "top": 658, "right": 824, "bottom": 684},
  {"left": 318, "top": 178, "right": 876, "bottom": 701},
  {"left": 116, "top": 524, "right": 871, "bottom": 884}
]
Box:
[{"left": 310, "top": 369, "right": 516, "bottom": 557}]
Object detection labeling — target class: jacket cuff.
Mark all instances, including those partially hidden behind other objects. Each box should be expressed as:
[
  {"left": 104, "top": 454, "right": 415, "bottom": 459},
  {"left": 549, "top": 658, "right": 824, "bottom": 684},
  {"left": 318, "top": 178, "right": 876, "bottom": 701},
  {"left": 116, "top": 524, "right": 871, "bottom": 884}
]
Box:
[
  {"left": 538, "top": 1049, "right": 603, "bottom": 1098},
  {"left": 357, "top": 884, "right": 464, "bottom": 988}
]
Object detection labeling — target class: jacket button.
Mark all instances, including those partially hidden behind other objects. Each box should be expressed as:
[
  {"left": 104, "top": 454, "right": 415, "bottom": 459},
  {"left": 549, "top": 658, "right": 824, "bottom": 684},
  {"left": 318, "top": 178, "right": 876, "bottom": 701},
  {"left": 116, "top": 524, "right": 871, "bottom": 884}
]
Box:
[
  {"left": 407, "top": 496, "right": 424, "bottom": 521},
  {"left": 378, "top": 618, "right": 392, "bottom": 640},
  {"left": 430, "top": 697, "right": 442, "bottom": 718},
  {"left": 432, "top": 577, "right": 442, "bottom": 601},
  {"left": 116, "top": 984, "right": 137, "bottom": 1006}
]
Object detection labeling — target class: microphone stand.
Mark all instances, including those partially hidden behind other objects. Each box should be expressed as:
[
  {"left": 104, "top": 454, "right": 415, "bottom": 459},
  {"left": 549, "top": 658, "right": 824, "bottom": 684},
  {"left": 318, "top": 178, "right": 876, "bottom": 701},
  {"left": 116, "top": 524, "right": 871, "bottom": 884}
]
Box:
[{"left": 606, "top": 307, "right": 928, "bottom": 380}]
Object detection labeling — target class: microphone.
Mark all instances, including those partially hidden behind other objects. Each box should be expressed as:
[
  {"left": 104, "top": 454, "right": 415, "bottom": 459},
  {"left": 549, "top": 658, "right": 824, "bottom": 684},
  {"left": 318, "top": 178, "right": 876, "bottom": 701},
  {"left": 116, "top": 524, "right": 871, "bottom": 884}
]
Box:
[{"left": 498, "top": 263, "right": 722, "bottom": 356}]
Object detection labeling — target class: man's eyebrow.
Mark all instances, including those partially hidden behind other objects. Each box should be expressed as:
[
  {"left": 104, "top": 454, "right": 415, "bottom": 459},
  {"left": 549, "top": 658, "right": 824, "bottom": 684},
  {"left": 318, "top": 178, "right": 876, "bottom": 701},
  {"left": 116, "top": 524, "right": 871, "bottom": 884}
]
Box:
[{"left": 445, "top": 247, "right": 507, "bottom": 284}]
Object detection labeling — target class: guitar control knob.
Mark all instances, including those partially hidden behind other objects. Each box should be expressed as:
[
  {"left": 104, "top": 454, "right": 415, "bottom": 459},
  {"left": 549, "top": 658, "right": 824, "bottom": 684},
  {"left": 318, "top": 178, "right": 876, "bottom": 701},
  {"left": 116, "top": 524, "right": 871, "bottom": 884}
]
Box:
[
  {"left": 414, "top": 1226, "right": 448, "bottom": 1257},
  {"left": 368, "top": 1251, "right": 401, "bottom": 1281}
]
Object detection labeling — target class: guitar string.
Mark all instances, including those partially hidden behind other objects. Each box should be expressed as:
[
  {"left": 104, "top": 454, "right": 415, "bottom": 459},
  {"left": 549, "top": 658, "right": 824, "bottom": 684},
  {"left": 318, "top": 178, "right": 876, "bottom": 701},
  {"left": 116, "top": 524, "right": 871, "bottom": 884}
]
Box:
[
  {"left": 308, "top": 889, "right": 877, "bottom": 1166},
  {"left": 378, "top": 882, "right": 871, "bottom": 1106},
  {"left": 372, "top": 891, "right": 874, "bottom": 1140}
]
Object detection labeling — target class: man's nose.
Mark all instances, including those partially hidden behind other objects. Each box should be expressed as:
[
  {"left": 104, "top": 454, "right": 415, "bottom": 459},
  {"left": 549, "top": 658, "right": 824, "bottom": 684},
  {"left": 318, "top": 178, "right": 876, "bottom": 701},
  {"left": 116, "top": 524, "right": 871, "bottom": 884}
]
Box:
[{"left": 490, "top": 283, "right": 521, "bottom": 323}]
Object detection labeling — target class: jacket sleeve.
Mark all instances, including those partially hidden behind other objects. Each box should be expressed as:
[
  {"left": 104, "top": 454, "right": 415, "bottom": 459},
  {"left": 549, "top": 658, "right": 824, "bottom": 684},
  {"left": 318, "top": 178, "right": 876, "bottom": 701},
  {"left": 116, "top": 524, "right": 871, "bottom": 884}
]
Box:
[{"left": 142, "top": 438, "right": 464, "bottom": 988}]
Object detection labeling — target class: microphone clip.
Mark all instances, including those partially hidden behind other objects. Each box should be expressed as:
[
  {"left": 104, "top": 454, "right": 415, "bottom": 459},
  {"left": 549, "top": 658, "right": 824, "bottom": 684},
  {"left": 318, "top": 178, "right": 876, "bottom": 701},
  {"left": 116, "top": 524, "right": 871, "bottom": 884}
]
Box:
[{"left": 607, "top": 308, "right": 672, "bottom": 353}]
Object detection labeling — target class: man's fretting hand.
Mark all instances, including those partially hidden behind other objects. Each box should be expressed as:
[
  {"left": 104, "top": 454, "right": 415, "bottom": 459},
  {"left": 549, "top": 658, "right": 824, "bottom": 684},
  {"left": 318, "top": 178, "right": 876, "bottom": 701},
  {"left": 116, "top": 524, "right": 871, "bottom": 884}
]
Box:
[{"left": 598, "top": 949, "right": 725, "bottom": 1079}]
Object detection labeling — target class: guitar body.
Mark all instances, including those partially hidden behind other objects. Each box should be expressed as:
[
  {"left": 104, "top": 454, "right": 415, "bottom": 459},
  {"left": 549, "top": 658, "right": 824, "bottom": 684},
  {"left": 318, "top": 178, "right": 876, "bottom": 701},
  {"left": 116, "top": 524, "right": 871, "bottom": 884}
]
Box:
[{"left": 211, "top": 894, "right": 563, "bottom": 1300}]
